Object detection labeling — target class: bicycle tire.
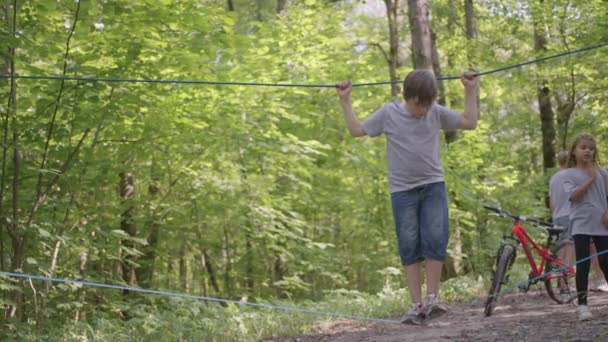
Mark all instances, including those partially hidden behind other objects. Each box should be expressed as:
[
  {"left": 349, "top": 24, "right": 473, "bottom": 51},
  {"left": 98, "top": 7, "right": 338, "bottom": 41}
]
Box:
[
  {"left": 484, "top": 244, "right": 516, "bottom": 317},
  {"left": 544, "top": 240, "right": 576, "bottom": 304}
]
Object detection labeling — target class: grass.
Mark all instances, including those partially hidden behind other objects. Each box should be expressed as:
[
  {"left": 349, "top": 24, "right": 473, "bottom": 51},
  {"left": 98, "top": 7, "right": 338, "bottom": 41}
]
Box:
[{"left": 1, "top": 274, "right": 489, "bottom": 342}]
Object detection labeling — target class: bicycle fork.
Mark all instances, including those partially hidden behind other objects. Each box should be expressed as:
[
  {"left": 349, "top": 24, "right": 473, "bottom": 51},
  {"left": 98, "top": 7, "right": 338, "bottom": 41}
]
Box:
[{"left": 492, "top": 241, "right": 517, "bottom": 286}]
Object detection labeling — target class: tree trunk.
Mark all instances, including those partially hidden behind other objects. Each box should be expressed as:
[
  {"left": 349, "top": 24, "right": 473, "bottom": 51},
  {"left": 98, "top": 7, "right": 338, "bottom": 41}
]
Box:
[
  {"left": 277, "top": 0, "right": 287, "bottom": 13},
  {"left": 179, "top": 248, "right": 188, "bottom": 291},
  {"left": 136, "top": 181, "right": 160, "bottom": 288},
  {"left": 431, "top": 31, "right": 456, "bottom": 143},
  {"left": 538, "top": 82, "right": 556, "bottom": 171},
  {"left": 118, "top": 172, "right": 138, "bottom": 293},
  {"left": 464, "top": 0, "right": 476, "bottom": 39},
  {"left": 237, "top": 146, "right": 255, "bottom": 294},
  {"left": 556, "top": 86, "right": 575, "bottom": 150},
  {"left": 255, "top": 0, "right": 264, "bottom": 21},
  {"left": 384, "top": 0, "right": 401, "bottom": 97},
  {"left": 408, "top": 1, "right": 455, "bottom": 143},
  {"left": 533, "top": 1, "right": 555, "bottom": 172},
  {"left": 0, "top": 0, "right": 13, "bottom": 274},
  {"left": 223, "top": 224, "right": 234, "bottom": 297},
  {"left": 4, "top": 0, "right": 22, "bottom": 320},
  {"left": 74, "top": 250, "right": 88, "bottom": 322},
  {"left": 407, "top": 0, "right": 433, "bottom": 70},
  {"left": 202, "top": 249, "right": 220, "bottom": 294},
  {"left": 532, "top": 0, "right": 555, "bottom": 211},
  {"left": 448, "top": 0, "right": 479, "bottom": 276},
  {"left": 245, "top": 235, "right": 254, "bottom": 291}
]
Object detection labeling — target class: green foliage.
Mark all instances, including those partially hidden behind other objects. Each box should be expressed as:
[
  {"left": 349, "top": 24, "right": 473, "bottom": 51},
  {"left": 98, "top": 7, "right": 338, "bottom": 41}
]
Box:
[{"left": 1, "top": 0, "right": 608, "bottom": 339}]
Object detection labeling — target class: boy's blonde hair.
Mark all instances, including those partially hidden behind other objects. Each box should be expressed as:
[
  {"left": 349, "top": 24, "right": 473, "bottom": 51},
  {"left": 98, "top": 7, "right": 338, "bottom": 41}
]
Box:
[{"left": 402, "top": 69, "right": 437, "bottom": 107}]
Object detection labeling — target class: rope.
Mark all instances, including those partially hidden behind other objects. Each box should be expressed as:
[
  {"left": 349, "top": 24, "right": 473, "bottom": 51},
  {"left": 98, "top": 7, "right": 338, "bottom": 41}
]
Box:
[
  {"left": 1, "top": 42, "right": 606, "bottom": 88},
  {"left": 1, "top": 248, "right": 607, "bottom": 324},
  {"left": 0, "top": 271, "right": 400, "bottom": 324}
]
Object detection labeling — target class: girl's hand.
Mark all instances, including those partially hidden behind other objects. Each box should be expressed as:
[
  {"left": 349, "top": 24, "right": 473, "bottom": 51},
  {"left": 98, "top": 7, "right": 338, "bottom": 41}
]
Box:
[
  {"left": 603, "top": 209, "right": 608, "bottom": 226},
  {"left": 588, "top": 167, "right": 598, "bottom": 181}
]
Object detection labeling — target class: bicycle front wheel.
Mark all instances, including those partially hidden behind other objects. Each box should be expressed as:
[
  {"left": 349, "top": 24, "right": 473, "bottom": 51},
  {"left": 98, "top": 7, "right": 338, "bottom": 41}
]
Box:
[
  {"left": 544, "top": 241, "right": 576, "bottom": 304},
  {"left": 484, "top": 244, "right": 516, "bottom": 317}
]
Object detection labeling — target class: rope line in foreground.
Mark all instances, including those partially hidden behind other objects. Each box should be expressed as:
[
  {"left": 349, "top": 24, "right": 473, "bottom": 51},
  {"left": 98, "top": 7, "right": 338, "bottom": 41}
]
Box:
[
  {"left": 0, "top": 271, "right": 400, "bottom": 324},
  {"left": 2, "top": 245, "right": 607, "bottom": 323}
]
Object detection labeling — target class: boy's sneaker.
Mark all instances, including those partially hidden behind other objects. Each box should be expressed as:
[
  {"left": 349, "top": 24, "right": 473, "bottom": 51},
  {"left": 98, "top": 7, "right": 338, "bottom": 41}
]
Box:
[
  {"left": 400, "top": 303, "right": 425, "bottom": 325},
  {"left": 424, "top": 294, "right": 448, "bottom": 320},
  {"left": 576, "top": 305, "right": 593, "bottom": 321},
  {"left": 595, "top": 282, "right": 608, "bottom": 292}
]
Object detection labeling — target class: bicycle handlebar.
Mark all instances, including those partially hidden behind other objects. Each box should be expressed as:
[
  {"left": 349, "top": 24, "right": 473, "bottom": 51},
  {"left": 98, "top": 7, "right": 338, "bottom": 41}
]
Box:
[{"left": 482, "top": 205, "right": 554, "bottom": 229}]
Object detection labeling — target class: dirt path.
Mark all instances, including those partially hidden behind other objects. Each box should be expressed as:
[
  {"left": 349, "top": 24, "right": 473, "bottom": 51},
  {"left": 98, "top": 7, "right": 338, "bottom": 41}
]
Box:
[{"left": 280, "top": 291, "right": 608, "bottom": 342}]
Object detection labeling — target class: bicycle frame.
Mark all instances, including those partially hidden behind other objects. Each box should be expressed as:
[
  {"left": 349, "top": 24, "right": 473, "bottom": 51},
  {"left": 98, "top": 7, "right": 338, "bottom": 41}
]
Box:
[
  {"left": 483, "top": 204, "right": 577, "bottom": 316},
  {"left": 509, "top": 221, "right": 574, "bottom": 281}
]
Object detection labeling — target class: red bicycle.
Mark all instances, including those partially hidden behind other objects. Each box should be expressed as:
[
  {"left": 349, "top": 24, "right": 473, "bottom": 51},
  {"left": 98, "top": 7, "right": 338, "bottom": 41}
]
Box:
[{"left": 483, "top": 205, "right": 576, "bottom": 316}]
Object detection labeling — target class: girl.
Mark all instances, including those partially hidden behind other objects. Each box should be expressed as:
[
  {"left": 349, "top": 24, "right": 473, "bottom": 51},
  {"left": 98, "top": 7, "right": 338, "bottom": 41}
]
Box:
[{"left": 564, "top": 133, "right": 608, "bottom": 321}]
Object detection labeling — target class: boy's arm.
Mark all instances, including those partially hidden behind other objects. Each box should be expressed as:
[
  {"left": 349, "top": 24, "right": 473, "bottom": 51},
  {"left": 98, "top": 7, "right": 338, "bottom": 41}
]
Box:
[
  {"left": 337, "top": 80, "right": 367, "bottom": 137},
  {"left": 457, "top": 71, "right": 480, "bottom": 130}
]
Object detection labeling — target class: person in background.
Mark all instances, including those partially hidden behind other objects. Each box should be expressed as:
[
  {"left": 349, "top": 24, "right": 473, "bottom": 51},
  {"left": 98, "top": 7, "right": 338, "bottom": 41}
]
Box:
[{"left": 549, "top": 151, "right": 575, "bottom": 269}]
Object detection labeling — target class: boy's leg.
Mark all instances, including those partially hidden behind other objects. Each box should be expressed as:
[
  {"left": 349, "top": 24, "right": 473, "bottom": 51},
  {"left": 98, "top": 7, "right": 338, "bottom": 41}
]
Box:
[
  {"left": 419, "top": 182, "right": 449, "bottom": 319},
  {"left": 391, "top": 189, "right": 424, "bottom": 324},
  {"left": 426, "top": 259, "right": 443, "bottom": 296},
  {"left": 592, "top": 236, "right": 608, "bottom": 282},
  {"left": 419, "top": 182, "right": 449, "bottom": 293},
  {"left": 404, "top": 263, "right": 423, "bottom": 305},
  {"left": 590, "top": 242, "right": 608, "bottom": 291},
  {"left": 555, "top": 216, "right": 575, "bottom": 266}
]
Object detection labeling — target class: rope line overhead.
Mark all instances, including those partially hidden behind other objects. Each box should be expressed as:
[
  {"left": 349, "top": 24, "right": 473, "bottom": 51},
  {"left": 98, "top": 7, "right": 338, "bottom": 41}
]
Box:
[{"left": 1, "top": 42, "right": 606, "bottom": 88}]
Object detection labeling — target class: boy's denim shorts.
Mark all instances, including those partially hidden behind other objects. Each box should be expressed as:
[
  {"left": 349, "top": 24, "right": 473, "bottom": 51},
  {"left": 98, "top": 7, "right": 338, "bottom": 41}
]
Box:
[
  {"left": 553, "top": 216, "right": 572, "bottom": 242},
  {"left": 390, "top": 182, "right": 449, "bottom": 265}
]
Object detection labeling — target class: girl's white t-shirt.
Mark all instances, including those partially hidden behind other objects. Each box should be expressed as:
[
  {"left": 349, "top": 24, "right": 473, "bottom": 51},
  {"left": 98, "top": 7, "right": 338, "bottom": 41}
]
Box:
[{"left": 563, "top": 168, "right": 608, "bottom": 236}]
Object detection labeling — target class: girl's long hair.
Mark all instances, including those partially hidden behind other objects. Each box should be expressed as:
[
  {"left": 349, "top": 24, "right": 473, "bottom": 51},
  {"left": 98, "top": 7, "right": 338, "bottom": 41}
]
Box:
[{"left": 567, "top": 133, "right": 599, "bottom": 167}]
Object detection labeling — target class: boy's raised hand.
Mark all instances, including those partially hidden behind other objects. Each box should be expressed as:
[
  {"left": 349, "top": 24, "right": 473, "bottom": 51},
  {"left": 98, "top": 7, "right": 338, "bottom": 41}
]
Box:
[
  {"left": 461, "top": 71, "right": 479, "bottom": 89},
  {"left": 336, "top": 80, "right": 352, "bottom": 101}
]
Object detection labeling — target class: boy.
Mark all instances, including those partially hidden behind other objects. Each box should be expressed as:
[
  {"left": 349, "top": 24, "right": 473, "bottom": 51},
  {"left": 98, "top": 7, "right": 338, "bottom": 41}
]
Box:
[
  {"left": 336, "top": 69, "right": 479, "bottom": 324},
  {"left": 549, "top": 151, "right": 575, "bottom": 265}
]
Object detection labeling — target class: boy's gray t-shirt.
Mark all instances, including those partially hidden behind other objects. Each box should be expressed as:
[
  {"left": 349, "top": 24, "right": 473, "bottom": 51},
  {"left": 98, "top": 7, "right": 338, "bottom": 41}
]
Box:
[
  {"left": 563, "top": 168, "right": 608, "bottom": 236},
  {"left": 549, "top": 169, "right": 570, "bottom": 219},
  {"left": 361, "top": 101, "right": 461, "bottom": 193}
]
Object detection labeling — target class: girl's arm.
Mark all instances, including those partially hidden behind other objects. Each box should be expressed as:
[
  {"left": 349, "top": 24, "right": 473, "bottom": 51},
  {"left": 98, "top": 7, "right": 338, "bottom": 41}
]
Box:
[{"left": 569, "top": 168, "right": 597, "bottom": 203}]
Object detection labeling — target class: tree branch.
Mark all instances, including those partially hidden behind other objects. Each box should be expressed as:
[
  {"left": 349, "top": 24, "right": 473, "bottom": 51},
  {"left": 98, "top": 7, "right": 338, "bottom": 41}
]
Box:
[
  {"left": 34, "top": 0, "right": 82, "bottom": 204},
  {"left": 368, "top": 42, "right": 390, "bottom": 64}
]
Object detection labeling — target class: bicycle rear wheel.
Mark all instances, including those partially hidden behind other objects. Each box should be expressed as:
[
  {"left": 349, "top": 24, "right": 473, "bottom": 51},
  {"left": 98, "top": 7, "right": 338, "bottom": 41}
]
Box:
[
  {"left": 544, "top": 241, "right": 576, "bottom": 304},
  {"left": 484, "top": 244, "right": 516, "bottom": 317}
]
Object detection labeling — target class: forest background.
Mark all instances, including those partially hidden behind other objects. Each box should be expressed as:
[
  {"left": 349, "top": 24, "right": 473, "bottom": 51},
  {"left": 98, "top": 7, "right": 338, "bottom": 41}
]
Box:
[{"left": 1, "top": 0, "right": 607, "bottom": 341}]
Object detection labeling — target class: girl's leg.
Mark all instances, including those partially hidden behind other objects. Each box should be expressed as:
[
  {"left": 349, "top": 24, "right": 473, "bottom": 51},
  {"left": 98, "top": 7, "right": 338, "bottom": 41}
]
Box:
[{"left": 574, "top": 234, "right": 592, "bottom": 305}]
